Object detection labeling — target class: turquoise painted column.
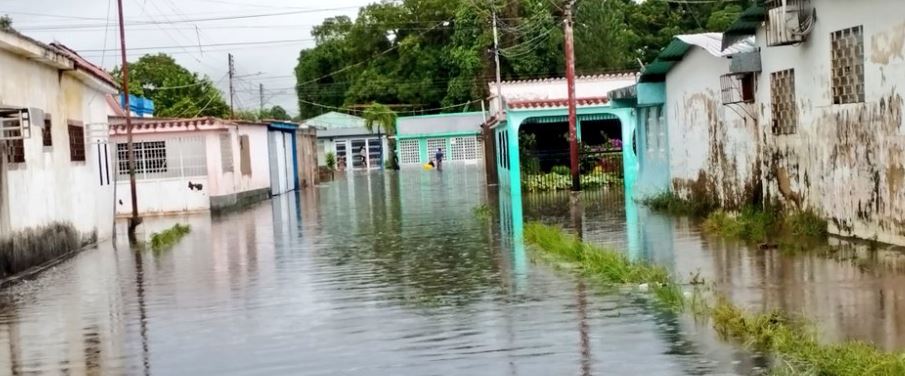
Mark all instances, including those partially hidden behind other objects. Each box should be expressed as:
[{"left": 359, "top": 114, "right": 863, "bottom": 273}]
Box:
[
  {"left": 576, "top": 119, "right": 582, "bottom": 142},
  {"left": 617, "top": 108, "right": 639, "bottom": 192},
  {"left": 418, "top": 138, "right": 428, "bottom": 164}
]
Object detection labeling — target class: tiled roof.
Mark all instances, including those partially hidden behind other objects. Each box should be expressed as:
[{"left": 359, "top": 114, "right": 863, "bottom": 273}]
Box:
[
  {"left": 500, "top": 72, "right": 638, "bottom": 85},
  {"left": 507, "top": 97, "right": 609, "bottom": 110},
  {"left": 109, "top": 117, "right": 227, "bottom": 134},
  {"left": 50, "top": 42, "right": 118, "bottom": 88}
]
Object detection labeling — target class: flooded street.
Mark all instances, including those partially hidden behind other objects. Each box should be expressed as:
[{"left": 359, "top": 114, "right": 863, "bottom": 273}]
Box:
[{"left": 1, "top": 168, "right": 904, "bottom": 374}]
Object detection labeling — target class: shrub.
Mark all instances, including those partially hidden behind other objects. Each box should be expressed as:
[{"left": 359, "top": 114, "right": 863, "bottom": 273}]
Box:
[
  {"left": 551, "top": 165, "right": 570, "bottom": 176},
  {"left": 641, "top": 191, "right": 716, "bottom": 216},
  {"left": 325, "top": 152, "right": 336, "bottom": 171}
]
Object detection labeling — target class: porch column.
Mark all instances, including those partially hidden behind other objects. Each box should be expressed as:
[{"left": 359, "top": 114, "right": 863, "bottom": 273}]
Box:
[{"left": 615, "top": 108, "right": 639, "bottom": 191}]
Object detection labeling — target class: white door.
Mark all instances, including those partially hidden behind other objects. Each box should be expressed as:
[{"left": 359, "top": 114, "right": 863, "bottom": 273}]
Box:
[{"left": 281, "top": 132, "right": 292, "bottom": 192}]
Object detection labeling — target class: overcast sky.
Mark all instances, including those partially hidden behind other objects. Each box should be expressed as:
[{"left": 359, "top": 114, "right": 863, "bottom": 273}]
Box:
[{"left": 1, "top": 0, "right": 376, "bottom": 116}]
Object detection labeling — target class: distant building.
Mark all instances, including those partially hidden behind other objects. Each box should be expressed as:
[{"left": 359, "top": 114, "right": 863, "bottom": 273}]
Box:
[
  {"left": 116, "top": 94, "right": 155, "bottom": 118},
  {"left": 395, "top": 112, "right": 485, "bottom": 167},
  {"left": 304, "top": 111, "right": 387, "bottom": 171},
  {"left": 108, "top": 117, "right": 271, "bottom": 215},
  {"left": 0, "top": 29, "right": 118, "bottom": 239}
]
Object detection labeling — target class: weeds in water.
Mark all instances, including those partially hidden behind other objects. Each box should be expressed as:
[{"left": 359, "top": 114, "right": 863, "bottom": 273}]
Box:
[
  {"left": 149, "top": 224, "right": 191, "bottom": 251},
  {"left": 709, "top": 299, "right": 905, "bottom": 375},
  {"left": 472, "top": 204, "right": 492, "bottom": 220},
  {"left": 0, "top": 222, "right": 83, "bottom": 280},
  {"left": 640, "top": 192, "right": 715, "bottom": 217},
  {"left": 703, "top": 207, "right": 828, "bottom": 244},
  {"left": 525, "top": 222, "right": 905, "bottom": 375}
]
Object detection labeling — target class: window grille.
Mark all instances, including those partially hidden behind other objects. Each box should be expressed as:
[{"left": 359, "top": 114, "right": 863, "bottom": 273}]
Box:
[
  {"left": 68, "top": 122, "right": 86, "bottom": 162},
  {"left": 450, "top": 136, "right": 478, "bottom": 161},
  {"left": 220, "top": 133, "right": 234, "bottom": 173},
  {"left": 831, "top": 26, "right": 864, "bottom": 104},
  {"left": 771, "top": 69, "right": 798, "bottom": 135},
  {"left": 427, "top": 138, "right": 446, "bottom": 160},
  {"left": 721, "top": 73, "right": 756, "bottom": 105},
  {"left": 4, "top": 118, "right": 24, "bottom": 163},
  {"left": 398, "top": 139, "right": 420, "bottom": 164},
  {"left": 116, "top": 136, "right": 207, "bottom": 180},
  {"left": 367, "top": 137, "right": 382, "bottom": 168}
]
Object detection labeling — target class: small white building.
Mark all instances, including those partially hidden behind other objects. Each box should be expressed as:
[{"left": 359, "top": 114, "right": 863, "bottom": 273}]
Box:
[
  {"left": 109, "top": 117, "right": 271, "bottom": 215},
  {"left": 0, "top": 29, "right": 118, "bottom": 240},
  {"left": 305, "top": 111, "right": 388, "bottom": 171}
]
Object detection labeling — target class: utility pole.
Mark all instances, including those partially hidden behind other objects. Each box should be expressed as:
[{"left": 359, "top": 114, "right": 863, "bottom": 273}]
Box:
[
  {"left": 564, "top": 0, "right": 580, "bottom": 191},
  {"left": 117, "top": 0, "right": 141, "bottom": 239},
  {"left": 482, "top": 0, "right": 502, "bottom": 186},
  {"left": 228, "top": 53, "right": 235, "bottom": 119},
  {"left": 259, "top": 83, "right": 264, "bottom": 116}
]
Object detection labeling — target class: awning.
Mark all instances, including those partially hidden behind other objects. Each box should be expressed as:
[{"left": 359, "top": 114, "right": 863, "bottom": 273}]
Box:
[{"left": 721, "top": 4, "right": 767, "bottom": 51}]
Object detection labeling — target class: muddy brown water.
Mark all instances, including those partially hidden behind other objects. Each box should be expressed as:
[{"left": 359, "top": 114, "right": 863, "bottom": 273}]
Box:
[{"left": 0, "top": 168, "right": 901, "bottom": 375}]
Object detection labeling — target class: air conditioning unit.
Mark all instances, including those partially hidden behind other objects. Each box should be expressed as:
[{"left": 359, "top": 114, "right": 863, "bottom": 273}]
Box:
[
  {"left": 0, "top": 108, "right": 41, "bottom": 140},
  {"left": 766, "top": 0, "right": 815, "bottom": 47}
]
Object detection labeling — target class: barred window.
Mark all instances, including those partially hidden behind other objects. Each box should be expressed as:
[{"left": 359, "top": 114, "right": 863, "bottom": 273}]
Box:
[
  {"left": 117, "top": 141, "right": 168, "bottom": 175},
  {"left": 450, "top": 136, "right": 478, "bottom": 161},
  {"left": 770, "top": 69, "right": 798, "bottom": 135},
  {"left": 68, "top": 122, "right": 86, "bottom": 162},
  {"left": 398, "top": 139, "right": 420, "bottom": 164},
  {"left": 220, "top": 133, "right": 234, "bottom": 172},
  {"left": 427, "top": 138, "right": 446, "bottom": 159},
  {"left": 831, "top": 26, "right": 864, "bottom": 104}
]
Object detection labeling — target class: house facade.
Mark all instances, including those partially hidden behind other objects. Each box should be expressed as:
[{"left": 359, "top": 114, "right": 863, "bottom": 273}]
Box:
[
  {"left": 624, "top": 0, "right": 905, "bottom": 244},
  {"left": 0, "top": 30, "right": 118, "bottom": 240},
  {"left": 305, "top": 111, "right": 387, "bottom": 171},
  {"left": 295, "top": 124, "right": 318, "bottom": 188},
  {"left": 109, "top": 117, "right": 270, "bottom": 215},
  {"left": 267, "top": 121, "right": 298, "bottom": 196},
  {"left": 395, "top": 112, "right": 485, "bottom": 167}
]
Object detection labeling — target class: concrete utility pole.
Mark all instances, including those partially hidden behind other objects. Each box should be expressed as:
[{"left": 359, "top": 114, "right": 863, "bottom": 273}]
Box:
[
  {"left": 117, "top": 0, "right": 142, "bottom": 239},
  {"left": 228, "top": 53, "right": 235, "bottom": 119},
  {"left": 259, "top": 83, "right": 264, "bottom": 115},
  {"left": 564, "top": 0, "right": 580, "bottom": 191},
  {"left": 491, "top": 4, "right": 503, "bottom": 102},
  {"left": 483, "top": 0, "right": 502, "bottom": 186}
]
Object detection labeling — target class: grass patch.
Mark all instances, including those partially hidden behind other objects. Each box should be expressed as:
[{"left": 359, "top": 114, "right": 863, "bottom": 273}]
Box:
[
  {"left": 149, "top": 224, "right": 191, "bottom": 251},
  {"left": 640, "top": 191, "right": 715, "bottom": 216},
  {"left": 524, "top": 222, "right": 684, "bottom": 310},
  {"left": 710, "top": 299, "right": 905, "bottom": 375},
  {"left": 525, "top": 222, "right": 904, "bottom": 375},
  {"left": 703, "top": 207, "right": 828, "bottom": 244},
  {"left": 472, "top": 204, "right": 492, "bottom": 220}
]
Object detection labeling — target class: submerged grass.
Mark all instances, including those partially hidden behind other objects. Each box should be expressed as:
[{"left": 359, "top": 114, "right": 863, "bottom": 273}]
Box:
[
  {"left": 525, "top": 221, "right": 905, "bottom": 375},
  {"left": 524, "top": 222, "right": 683, "bottom": 309},
  {"left": 472, "top": 204, "right": 492, "bottom": 220},
  {"left": 640, "top": 192, "right": 715, "bottom": 217},
  {"left": 149, "top": 224, "right": 191, "bottom": 251},
  {"left": 703, "top": 207, "right": 828, "bottom": 244}
]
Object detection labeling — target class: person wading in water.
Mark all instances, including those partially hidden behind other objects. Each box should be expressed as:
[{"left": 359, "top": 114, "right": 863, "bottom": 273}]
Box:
[{"left": 435, "top": 148, "right": 444, "bottom": 171}]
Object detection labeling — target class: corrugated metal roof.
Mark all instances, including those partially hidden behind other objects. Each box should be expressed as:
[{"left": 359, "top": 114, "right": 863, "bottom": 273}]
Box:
[
  {"left": 722, "top": 5, "right": 767, "bottom": 51},
  {"left": 639, "top": 33, "right": 755, "bottom": 82},
  {"left": 302, "top": 111, "right": 366, "bottom": 130}
]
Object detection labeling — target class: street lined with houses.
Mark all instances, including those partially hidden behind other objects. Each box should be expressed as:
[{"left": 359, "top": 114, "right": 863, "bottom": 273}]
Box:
[{"left": 2, "top": 0, "right": 905, "bottom": 374}]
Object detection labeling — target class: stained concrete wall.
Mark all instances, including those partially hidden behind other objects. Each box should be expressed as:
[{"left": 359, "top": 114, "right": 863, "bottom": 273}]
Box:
[
  {"left": 755, "top": 0, "right": 905, "bottom": 243},
  {"left": 666, "top": 47, "right": 760, "bottom": 209},
  {"left": 0, "top": 47, "right": 115, "bottom": 239}
]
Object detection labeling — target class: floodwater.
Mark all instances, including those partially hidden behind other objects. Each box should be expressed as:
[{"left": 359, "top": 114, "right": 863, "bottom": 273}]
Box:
[{"left": 0, "top": 168, "right": 902, "bottom": 375}]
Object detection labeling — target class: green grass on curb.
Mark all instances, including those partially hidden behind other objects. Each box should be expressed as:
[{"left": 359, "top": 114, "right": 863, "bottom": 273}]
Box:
[{"left": 524, "top": 221, "right": 905, "bottom": 375}]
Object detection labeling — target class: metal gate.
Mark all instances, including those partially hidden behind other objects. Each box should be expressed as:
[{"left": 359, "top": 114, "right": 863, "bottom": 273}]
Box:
[{"left": 520, "top": 147, "right": 623, "bottom": 192}]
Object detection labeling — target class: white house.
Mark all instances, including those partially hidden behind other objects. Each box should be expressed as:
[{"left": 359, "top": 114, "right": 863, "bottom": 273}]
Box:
[
  {"left": 0, "top": 29, "right": 118, "bottom": 240},
  {"left": 109, "top": 117, "right": 271, "bottom": 215}
]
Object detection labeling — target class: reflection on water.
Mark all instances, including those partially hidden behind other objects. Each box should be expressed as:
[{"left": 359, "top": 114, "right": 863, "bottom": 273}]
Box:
[
  {"left": 524, "top": 189, "right": 905, "bottom": 351},
  {"left": 0, "top": 168, "right": 764, "bottom": 375}
]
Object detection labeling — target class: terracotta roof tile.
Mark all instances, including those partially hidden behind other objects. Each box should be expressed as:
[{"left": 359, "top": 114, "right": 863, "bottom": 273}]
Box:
[{"left": 507, "top": 97, "right": 609, "bottom": 110}]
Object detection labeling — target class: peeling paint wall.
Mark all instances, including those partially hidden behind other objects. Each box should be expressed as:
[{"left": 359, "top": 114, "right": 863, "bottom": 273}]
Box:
[
  {"left": 0, "top": 48, "right": 114, "bottom": 239},
  {"left": 666, "top": 47, "right": 761, "bottom": 209},
  {"left": 756, "top": 0, "right": 905, "bottom": 244}
]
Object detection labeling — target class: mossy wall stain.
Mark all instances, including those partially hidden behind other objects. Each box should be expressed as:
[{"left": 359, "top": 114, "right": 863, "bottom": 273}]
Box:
[{"left": 671, "top": 91, "right": 761, "bottom": 210}]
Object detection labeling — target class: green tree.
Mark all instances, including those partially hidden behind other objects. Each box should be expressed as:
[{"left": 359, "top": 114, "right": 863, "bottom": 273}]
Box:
[
  {"left": 1, "top": 15, "right": 12, "bottom": 31},
  {"left": 362, "top": 103, "right": 398, "bottom": 170},
  {"left": 268, "top": 105, "right": 291, "bottom": 120},
  {"left": 114, "top": 54, "right": 229, "bottom": 118}
]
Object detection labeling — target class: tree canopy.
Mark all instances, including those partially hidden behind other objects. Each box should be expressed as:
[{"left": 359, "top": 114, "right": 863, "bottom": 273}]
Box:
[
  {"left": 113, "top": 54, "right": 229, "bottom": 118},
  {"left": 295, "top": 0, "right": 750, "bottom": 119}
]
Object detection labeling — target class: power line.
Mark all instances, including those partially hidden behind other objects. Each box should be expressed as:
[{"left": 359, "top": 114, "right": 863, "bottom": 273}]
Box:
[
  {"left": 77, "top": 37, "right": 316, "bottom": 53},
  {"left": 13, "top": 6, "right": 367, "bottom": 30}
]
